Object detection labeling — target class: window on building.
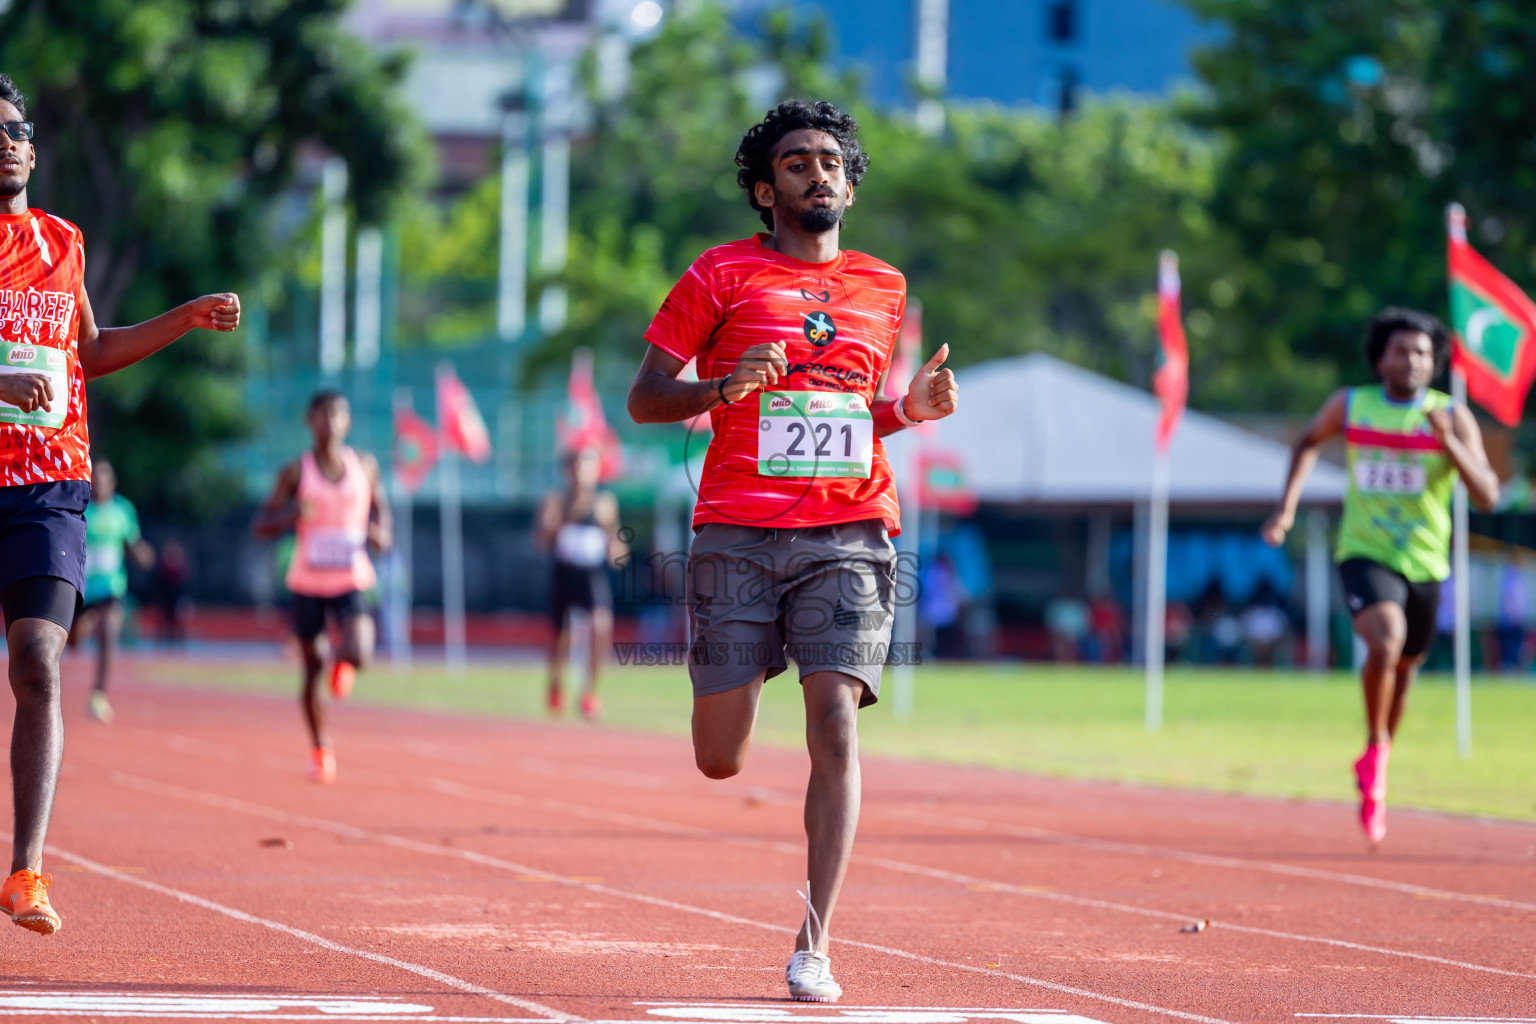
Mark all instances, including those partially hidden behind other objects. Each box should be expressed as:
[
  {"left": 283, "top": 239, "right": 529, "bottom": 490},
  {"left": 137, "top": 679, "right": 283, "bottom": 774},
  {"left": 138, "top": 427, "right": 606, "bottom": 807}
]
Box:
[{"left": 1046, "top": 0, "right": 1078, "bottom": 44}]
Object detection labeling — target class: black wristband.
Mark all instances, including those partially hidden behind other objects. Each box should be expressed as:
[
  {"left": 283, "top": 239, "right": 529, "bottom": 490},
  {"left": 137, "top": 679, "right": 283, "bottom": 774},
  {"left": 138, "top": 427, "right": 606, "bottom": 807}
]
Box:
[{"left": 717, "top": 376, "right": 731, "bottom": 405}]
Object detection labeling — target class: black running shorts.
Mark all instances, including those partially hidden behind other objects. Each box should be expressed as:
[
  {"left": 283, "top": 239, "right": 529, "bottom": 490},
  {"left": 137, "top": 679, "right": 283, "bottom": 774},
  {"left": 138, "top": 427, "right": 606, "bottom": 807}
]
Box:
[
  {"left": 291, "top": 590, "right": 368, "bottom": 643},
  {"left": 1338, "top": 557, "right": 1441, "bottom": 660}
]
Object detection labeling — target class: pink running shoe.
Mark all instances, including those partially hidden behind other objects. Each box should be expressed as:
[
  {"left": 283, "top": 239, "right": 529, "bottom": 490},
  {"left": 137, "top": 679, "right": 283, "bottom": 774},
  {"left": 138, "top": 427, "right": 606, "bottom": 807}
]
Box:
[
  {"left": 579, "top": 692, "right": 602, "bottom": 722},
  {"left": 1353, "top": 743, "right": 1389, "bottom": 842}
]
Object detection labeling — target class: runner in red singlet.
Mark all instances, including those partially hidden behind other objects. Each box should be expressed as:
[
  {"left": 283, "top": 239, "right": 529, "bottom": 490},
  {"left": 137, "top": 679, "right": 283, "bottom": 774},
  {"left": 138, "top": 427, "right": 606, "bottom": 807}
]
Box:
[
  {"left": 0, "top": 74, "right": 240, "bottom": 935},
  {"left": 252, "top": 391, "right": 391, "bottom": 784},
  {"left": 628, "top": 100, "right": 958, "bottom": 1002}
]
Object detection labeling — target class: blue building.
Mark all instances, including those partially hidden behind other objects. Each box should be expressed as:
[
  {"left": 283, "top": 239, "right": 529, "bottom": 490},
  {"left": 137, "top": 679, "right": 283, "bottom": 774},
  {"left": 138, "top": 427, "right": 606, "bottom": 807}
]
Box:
[{"left": 729, "top": 0, "right": 1214, "bottom": 110}]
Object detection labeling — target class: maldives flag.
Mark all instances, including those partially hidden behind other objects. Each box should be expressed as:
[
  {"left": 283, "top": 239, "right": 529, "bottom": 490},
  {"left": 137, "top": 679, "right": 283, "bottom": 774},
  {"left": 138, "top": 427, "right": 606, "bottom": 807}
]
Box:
[
  {"left": 558, "top": 348, "right": 622, "bottom": 481},
  {"left": 1153, "top": 250, "right": 1188, "bottom": 451},
  {"left": 393, "top": 403, "right": 439, "bottom": 494},
  {"left": 1447, "top": 203, "right": 1536, "bottom": 427},
  {"left": 435, "top": 363, "right": 491, "bottom": 462}
]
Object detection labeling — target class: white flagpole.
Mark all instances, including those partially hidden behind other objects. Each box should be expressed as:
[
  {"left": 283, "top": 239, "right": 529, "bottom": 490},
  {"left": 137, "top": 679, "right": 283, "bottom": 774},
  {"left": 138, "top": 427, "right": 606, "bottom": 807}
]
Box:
[
  {"left": 1452, "top": 369, "right": 1471, "bottom": 758},
  {"left": 318, "top": 158, "right": 348, "bottom": 377},
  {"left": 892, "top": 435, "right": 920, "bottom": 722},
  {"left": 1446, "top": 204, "right": 1472, "bottom": 758},
  {"left": 1145, "top": 447, "right": 1169, "bottom": 732},
  {"left": 389, "top": 387, "right": 414, "bottom": 673},
  {"left": 439, "top": 445, "right": 467, "bottom": 676}
]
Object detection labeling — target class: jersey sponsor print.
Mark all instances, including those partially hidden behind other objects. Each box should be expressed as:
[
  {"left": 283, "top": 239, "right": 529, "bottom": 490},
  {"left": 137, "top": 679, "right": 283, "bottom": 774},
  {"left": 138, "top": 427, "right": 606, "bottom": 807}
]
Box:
[
  {"left": 0, "top": 210, "right": 90, "bottom": 486},
  {"left": 646, "top": 234, "right": 905, "bottom": 532}
]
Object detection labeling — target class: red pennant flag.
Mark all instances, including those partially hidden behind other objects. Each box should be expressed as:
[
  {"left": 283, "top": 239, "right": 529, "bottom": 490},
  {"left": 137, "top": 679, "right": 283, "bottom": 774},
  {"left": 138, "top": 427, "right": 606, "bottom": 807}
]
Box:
[
  {"left": 886, "top": 299, "right": 923, "bottom": 402},
  {"left": 917, "top": 448, "right": 977, "bottom": 516},
  {"left": 393, "top": 403, "right": 439, "bottom": 494},
  {"left": 435, "top": 363, "right": 491, "bottom": 463},
  {"left": 1447, "top": 203, "right": 1536, "bottom": 427},
  {"left": 557, "top": 348, "right": 623, "bottom": 481},
  {"left": 1153, "top": 250, "right": 1188, "bottom": 451}
]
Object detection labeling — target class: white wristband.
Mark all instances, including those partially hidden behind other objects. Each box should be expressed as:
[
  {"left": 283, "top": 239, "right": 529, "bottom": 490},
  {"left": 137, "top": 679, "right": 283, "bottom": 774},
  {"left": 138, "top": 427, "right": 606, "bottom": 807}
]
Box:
[{"left": 893, "top": 395, "right": 921, "bottom": 428}]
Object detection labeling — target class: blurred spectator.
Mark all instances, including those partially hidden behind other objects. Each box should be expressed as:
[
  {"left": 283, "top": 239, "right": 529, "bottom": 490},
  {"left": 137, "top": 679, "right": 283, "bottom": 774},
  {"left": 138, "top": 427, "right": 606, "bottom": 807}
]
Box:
[
  {"left": 153, "top": 539, "right": 190, "bottom": 644},
  {"left": 1165, "top": 601, "right": 1194, "bottom": 663},
  {"left": 1497, "top": 563, "right": 1529, "bottom": 670},
  {"left": 1085, "top": 595, "right": 1124, "bottom": 663},
  {"left": 1198, "top": 586, "right": 1243, "bottom": 664},
  {"left": 1241, "top": 585, "right": 1290, "bottom": 667},
  {"left": 920, "top": 553, "right": 968, "bottom": 659},
  {"left": 1045, "top": 596, "right": 1089, "bottom": 662}
]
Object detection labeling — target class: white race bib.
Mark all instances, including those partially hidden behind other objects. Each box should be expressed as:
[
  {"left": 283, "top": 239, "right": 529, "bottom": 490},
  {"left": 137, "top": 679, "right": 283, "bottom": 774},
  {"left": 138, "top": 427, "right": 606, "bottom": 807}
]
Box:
[
  {"left": 0, "top": 342, "right": 67, "bottom": 429},
  {"left": 1354, "top": 457, "right": 1426, "bottom": 495},
  {"left": 302, "top": 527, "right": 364, "bottom": 570},
  {"left": 758, "top": 391, "right": 872, "bottom": 479}
]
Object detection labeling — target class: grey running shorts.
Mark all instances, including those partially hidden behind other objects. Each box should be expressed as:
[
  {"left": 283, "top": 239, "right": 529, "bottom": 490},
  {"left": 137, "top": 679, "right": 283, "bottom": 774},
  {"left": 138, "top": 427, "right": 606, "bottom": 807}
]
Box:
[{"left": 685, "top": 519, "right": 898, "bottom": 707}]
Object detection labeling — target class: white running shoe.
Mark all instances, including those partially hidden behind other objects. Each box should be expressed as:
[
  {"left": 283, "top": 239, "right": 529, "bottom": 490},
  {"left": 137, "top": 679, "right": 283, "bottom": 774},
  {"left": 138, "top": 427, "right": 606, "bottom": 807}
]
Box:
[{"left": 786, "top": 883, "right": 841, "bottom": 1003}]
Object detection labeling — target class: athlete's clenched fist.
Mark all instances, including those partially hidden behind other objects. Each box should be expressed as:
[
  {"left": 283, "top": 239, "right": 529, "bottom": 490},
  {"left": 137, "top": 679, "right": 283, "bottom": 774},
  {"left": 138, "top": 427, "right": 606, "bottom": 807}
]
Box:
[
  {"left": 722, "top": 341, "right": 788, "bottom": 404},
  {"left": 191, "top": 293, "right": 241, "bottom": 333},
  {"left": 0, "top": 372, "right": 53, "bottom": 413}
]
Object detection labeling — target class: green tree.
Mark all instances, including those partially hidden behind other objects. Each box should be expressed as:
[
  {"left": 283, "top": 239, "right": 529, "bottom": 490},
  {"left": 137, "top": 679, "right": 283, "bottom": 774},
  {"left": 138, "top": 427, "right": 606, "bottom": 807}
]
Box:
[
  {"left": 1184, "top": 0, "right": 1536, "bottom": 413},
  {"left": 0, "top": 0, "right": 423, "bottom": 512}
]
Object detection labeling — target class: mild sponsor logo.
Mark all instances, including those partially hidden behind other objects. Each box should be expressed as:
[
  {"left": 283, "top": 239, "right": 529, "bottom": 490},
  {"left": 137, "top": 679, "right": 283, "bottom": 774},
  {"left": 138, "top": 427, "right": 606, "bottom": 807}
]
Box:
[
  {"left": 8, "top": 346, "right": 35, "bottom": 365},
  {"left": 768, "top": 395, "right": 792, "bottom": 412},
  {"left": 806, "top": 397, "right": 835, "bottom": 414}
]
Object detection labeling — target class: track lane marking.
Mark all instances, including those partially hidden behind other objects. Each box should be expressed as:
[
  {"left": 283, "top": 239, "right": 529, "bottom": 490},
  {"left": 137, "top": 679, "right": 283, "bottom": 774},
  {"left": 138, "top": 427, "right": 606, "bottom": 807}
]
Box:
[
  {"left": 102, "top": 770, "right": 1238, "bottom": 1024},
  {"left": 409, "top": 776, "right": 1536, "bottom": 981},
  {"left": 101, "top": 729, "right": 1536, "bottom": 982},
  {"left": 375, "top": 735, "right": 1536, "bottom": 915},
  {"left": 18, "top": 836, "right": 580, "bottom": 1021}
]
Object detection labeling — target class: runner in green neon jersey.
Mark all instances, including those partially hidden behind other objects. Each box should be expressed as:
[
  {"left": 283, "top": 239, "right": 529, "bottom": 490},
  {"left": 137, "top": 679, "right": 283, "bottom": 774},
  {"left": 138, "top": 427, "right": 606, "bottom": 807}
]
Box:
[{"left": 1261, "top": 308, "right": 1500, "bottom": 843}]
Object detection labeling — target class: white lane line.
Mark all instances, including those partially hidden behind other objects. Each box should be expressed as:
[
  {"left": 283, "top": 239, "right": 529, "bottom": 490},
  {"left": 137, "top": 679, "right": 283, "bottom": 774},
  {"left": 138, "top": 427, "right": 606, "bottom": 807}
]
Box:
[
  {"left": 107, "top": 732, "right": 1536, "bottom": 982},
  {"left": 27, "top": 839, "right": 581, "bottom": 1022},
  {"left": 413, "top": 776, "right": 1536, "bottom": 981},
  {"left": 106, "top": 771, "right": 1239, "bottom": 1024},
  {"left": 380, "top": 735, "right": 1536, "bottom": 915}
]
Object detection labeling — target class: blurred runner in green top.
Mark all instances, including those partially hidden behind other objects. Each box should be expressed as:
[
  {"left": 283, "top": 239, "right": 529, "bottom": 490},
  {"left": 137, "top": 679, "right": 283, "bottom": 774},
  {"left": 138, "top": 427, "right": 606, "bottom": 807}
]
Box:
[
  {"left": 1261, "top": 308, "right": 1500, "bottom": 844},
  {"left": 72, "top": 459, "right": 154, "bottom": 724}
]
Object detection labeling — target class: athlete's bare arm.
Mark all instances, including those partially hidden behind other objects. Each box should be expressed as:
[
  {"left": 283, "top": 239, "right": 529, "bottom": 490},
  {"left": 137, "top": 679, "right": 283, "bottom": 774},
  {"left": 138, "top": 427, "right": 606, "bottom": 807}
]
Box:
[
  {"left": 627, "top": 343, "right": 788, "bottom": 424},
  {"left": 360, "top": 451, "right": 394, "bottom": 553},
  {"left": 251, "top": 460, "right": 304, "bottom": 539},
  {"left": 1427, "top": 405, "right": 1500, "bottom": 511},
  {"left": 77, "top": 287, "right": 241, "bottom": 382},
  {"left": 127, "top": 537, "right": 155, "bottom": 570},
  {"left": 1261, "top": 389, "right": 1348, "bottom": 546},
  {"left": 596, "top": 491, "right": 628, "bottom": 566},
  {"left": 536, "top": 493, "right": 562, "bottom": 551}
]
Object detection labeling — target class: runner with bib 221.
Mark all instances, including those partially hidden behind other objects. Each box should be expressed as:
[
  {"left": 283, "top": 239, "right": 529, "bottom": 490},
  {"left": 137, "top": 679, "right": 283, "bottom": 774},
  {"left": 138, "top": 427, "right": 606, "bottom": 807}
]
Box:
[
  {"left": 1261, "top": 308, "right": 1499, "bottom": 843},
  {"left": 627, "top": 101, "right": 958, "bottom": 1003}
]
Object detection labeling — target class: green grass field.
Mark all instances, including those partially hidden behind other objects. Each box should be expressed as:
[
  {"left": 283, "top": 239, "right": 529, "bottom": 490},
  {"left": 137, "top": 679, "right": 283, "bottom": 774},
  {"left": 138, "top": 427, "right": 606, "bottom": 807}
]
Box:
[{"left": 148, "top": 658, "right": 1536, "bottom": 822}]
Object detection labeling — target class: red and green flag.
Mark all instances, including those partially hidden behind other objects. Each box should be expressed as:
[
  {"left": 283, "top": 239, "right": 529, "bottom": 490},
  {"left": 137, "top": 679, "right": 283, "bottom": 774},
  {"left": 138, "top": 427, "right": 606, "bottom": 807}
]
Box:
[
  {"left": 1153, "top": 250, "right": 1188, "bottom": 450},
  {"left": 435, "top": 362, "right": 492, "bottom": 463},
  {"left": 558, "top": 348, "right": 623, "bottom": 482},
  {"left": 393, "top": 402, "right": 439, "bottom": 494},
  {"left": 1448, "top": 202, "right": 1536, "bottom": 427}
]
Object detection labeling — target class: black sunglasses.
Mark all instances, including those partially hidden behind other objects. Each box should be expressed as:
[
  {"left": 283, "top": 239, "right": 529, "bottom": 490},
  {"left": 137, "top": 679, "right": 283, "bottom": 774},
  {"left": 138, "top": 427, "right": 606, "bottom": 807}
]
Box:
[{"left": 0, "top": 121, "right": 34, "bottom": 142}]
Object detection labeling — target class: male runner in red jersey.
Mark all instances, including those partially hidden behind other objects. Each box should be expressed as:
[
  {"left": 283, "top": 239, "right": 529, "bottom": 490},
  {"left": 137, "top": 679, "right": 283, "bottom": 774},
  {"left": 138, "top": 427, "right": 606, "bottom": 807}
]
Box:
[
  {"left": 628, "top": 100, "right": 958, "bottom": 1002},
  {"left": 0, "top": 74, "right": 240, "bottom": 934}
]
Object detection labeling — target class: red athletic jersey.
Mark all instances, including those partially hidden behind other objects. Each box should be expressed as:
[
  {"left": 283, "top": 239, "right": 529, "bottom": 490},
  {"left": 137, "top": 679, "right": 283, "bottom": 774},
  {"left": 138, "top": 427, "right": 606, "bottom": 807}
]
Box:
[
  {"left": 0, "top": 209, "right": 89, "bottom": 486},
  {"left": 646, "top": 235, "right": 905, "bottom": 533}
]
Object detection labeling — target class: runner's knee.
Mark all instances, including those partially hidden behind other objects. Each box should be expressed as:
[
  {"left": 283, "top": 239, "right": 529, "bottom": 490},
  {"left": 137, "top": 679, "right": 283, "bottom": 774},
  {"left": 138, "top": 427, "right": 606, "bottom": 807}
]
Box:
[
  {"left": 806, "top": 700, "right": 858, "bottom": 769},
  {"left": 695, "top": 745, "right": 746, "bottom": 780},
  {"left": 7, "top": 633, "right": 60, "bottom": 701}
]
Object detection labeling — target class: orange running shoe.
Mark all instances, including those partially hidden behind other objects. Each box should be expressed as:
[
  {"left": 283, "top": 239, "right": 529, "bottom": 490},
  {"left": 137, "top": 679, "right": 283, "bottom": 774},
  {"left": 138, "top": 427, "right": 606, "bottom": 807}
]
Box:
[
  {"left": 1, "top": 868, "right": 60, "bottom": 935},
  {"left": 580, "top": 692, "right": 602, "bottom": 722},
  {"left": 308, "top": 746, "right": 336, "bottom": 784},
  {"left": 330, "top": 661, "right": 355, "bottom": 700},
  {"left": 546, "top": 684, "right": 565, "bottom": 716}
]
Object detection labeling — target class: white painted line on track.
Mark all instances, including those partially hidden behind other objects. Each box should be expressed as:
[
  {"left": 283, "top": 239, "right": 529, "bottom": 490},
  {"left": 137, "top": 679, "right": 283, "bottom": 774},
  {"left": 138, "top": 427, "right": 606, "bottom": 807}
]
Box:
[
  {"left": 381, "top": 734, "right": 1536, "bottom": 915},
  {"left": 25, "top": 841, "right": 582, "bottom": 1022},
  {"left": 104, "top": 771, "right": 1239, "bottom": 1024},
  {"left": 413, "top": 776, "right": 1536, "bottom": 981}
]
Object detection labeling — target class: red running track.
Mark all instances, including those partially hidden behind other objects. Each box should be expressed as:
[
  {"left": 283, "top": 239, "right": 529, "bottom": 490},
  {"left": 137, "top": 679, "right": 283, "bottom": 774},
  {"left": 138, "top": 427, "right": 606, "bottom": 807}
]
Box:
[{"left": 2, "top": 659, "right": 1533, "bottom": 1024}]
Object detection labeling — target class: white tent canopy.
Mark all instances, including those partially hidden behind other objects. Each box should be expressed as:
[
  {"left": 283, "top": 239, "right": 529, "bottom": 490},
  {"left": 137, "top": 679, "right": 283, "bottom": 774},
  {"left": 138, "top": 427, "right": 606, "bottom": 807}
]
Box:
[{"left": 917, "top": 352, "right": 1345, "bottom": 505}]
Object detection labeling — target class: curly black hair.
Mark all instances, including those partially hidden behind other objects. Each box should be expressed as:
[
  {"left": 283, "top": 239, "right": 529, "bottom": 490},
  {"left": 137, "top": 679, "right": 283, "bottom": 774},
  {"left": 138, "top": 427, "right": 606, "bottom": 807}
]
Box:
[
  {"left": 0, "top": 74, "right": 25, "bottom": 119},
  {"left": 735, "top": 100, "right": 869, "bottom": 230},
  {"left": 1364, "top": 307, "right": 1450, "bottom": 380}
]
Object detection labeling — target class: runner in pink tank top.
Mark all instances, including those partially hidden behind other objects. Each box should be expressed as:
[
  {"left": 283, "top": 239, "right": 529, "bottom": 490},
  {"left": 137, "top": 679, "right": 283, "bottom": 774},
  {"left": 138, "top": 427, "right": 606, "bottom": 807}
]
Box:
[{"left": 253, "top": 391, "right": 391, "bottom": 783}]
